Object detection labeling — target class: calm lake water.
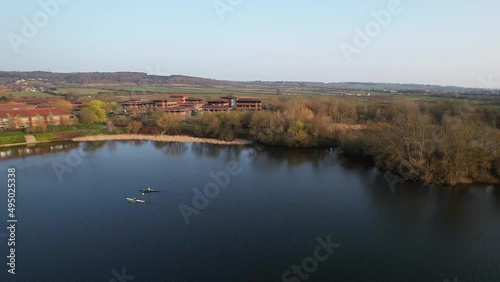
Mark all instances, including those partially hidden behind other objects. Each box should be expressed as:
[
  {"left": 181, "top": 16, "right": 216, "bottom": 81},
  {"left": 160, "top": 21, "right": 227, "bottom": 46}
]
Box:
[{"left": 1, "top": 141, "right": 499, "bottom": 282}]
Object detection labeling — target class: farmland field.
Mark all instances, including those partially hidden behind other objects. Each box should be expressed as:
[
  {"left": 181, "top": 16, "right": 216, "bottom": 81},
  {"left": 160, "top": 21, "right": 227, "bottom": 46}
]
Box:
[
  {"left": 55, "top": 87, "right": 112, "bottom": 95},
  {"left": 0, "top": 131, "right": 26, "bottom": 145},
  {"left": 4, "top": 91, "right": 56, "bottom": 98}
]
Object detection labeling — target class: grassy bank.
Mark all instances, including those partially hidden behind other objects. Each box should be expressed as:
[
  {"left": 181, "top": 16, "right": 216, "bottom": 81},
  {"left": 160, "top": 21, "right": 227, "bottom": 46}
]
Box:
[{"left": 0, "top": 131, "right": 26, "bottom": 145}]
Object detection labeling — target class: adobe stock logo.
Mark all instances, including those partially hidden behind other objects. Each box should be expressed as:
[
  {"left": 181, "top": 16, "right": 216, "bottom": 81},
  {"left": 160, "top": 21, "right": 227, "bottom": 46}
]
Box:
[
  {"left": 282, "top": 235, "right": 340, "bottom": 282},
  {"left": 478, "top": 74, "right": 500, "bottom": 89},
  {"left": 110, "top": 267, "right": 135, "bottom": 282},
  {"left": 213, "top": 0, "right": 244, "bottom": 21},
  {"left": 178, "top": 160, "right": 243, "bottom": 225},
  {"left": 8, "top": 0, "right": 71, "bottom": 54},
  {"left": 340, "top": 0, "right": 411, "bottom": 64}
]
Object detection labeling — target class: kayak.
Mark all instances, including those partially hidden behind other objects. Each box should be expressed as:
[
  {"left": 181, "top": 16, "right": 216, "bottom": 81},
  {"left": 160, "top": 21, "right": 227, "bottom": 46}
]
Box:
[
  {"left": 126, "top": 198, "right": 145, "bottom": 204},
  {"left": 140, "top": 189, "right": 160, "bottom": 193}
]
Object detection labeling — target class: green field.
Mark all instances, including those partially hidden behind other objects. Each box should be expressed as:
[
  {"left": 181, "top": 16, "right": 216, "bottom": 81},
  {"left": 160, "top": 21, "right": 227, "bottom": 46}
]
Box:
[
  {"left": 4, "top": 91, "right": 56, "bottom": 98},
  {"left": 0, "top": 131, "right": 26, "bottom": 145},
  {"left": 34, "top": 128, "right": 106, "bottom": 141},
  {"left": 55, "top": 87, "right": 112, "bottom": 95},
  {"left": 0, "top": 126, "right": 110, "bottom": 145}
]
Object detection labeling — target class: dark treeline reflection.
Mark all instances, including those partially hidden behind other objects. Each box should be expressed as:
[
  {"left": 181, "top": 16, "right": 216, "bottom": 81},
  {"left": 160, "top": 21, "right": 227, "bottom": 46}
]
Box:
[
  {"left": 153, "top": 141, "right": 188, "bottom": 156},
  {"left": 262, "top": 147, "right": 328, "bottom": 168},
  {"left": 80, "top": 140, "right": 107, "bottom": 153},
  {"left": 365, "top": 169, "right": 500, "bottom": 234},
  {"left": 249, "top": 146, "right": 374, "bottom": 172},
  {"left": 189, "top": 143, "right": 246, "bottom": 161}
]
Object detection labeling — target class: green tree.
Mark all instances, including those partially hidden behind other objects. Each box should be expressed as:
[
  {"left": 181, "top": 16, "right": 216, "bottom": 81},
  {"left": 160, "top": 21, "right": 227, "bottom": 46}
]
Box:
[
  {"left": 80, "top": 100, "right": 107, "bottom": 124},
  {"left": 127, "top": 120, "right": 143, "bottom": 134},
  {"left": 156, "top": 113, "right": 182, "bottom": 135},
  {"left": 218, "top": 112, "right": 243, "bottom": 141},
  {"left": 79, "top": 107, "right": 99, "bottom": 125},
  {"left": 249, "top": 111, "right": 286, "bottom": 145},
  {"left": 194, "top": 114, "right": 221, "bottom": 138},
  {"left": 106, "top": 120, "right": 115, "bottom": 133},
  {"left": 47, "top": 112, "right": 56, "bottom": 127},
  {"left": 103, "top": 101, "right": 119, "bottom": 113},
  {"left": 286, "top": 120, "right": 314, "bottom": 147},
  {"left": 33, "top": 115, "right": 47, "bottom": 133},
  {"left": 6, "top": 114, "right": 21, "bottom": 129},
  {"left": 47, "top": 100, "right": 73, "bottom": 111}
]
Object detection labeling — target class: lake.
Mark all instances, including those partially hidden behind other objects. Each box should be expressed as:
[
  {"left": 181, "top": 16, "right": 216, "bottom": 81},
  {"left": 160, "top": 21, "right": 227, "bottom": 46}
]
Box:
[{"left": 1, "top": 141, "right": 499, "bottom": 282}]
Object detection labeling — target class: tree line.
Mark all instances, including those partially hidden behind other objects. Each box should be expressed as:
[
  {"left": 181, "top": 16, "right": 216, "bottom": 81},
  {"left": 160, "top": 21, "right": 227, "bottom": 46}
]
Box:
[{"left": 24, "top": 96, "right": 499, "bottom": 185}]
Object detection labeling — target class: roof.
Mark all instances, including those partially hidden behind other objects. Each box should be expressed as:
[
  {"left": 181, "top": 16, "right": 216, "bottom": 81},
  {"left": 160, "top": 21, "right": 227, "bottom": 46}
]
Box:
[
  {"left": 185, "top": 97, "right": 204, "bottom": 101},
  {"left": 221, "top": 95, "right": 239, "bottom": 99},
  {"left": 0, "top": 103, "right": 27, "bottom": 109},
  {"left": 0, "top": 108, "right": 72, "bottom": 118},
  {"left": 122, "top": 101, "right": 153, "bottom": 106},
  {"left": 153, "top": 99, "right": 177, "bottom": 103}
]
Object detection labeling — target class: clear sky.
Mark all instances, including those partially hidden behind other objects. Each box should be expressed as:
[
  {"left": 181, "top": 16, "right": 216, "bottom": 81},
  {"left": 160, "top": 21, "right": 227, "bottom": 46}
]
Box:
[{"left": 1, "top": 0, "right": 499, "bottom": 87}]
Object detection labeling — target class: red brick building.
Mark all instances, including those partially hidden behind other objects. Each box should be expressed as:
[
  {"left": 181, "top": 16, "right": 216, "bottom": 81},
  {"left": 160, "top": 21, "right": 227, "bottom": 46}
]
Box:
[
  {"left": 121, "top": 100, "right": 153, "bottom": 112},
  {"left": 0, "top": 108, "right": 76, "bottom": 129},
  {"left": 206, "top": 100, "right": 230, "bottom": 107},
  {"left": 200, "top": 105, "right": 232, "bottom": 112},
  {"left": 170, "top": 95, "right": 188, "bottom": 104},
  {"left": 236, "top": 98, "right": 263, "bottom": 111},
  {"left": 153, "top": 99, "right": 177, "bottom": 109}
]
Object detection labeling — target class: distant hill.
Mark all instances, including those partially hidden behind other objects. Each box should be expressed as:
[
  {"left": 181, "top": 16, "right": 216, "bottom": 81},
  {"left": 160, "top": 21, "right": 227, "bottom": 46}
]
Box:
[
  {"left": 0, "top": 71, "right": 236, "bottom": 88},
  {"left": 239, "top": 80, "right": 491, "bottom": 93},
  {"left": 0, "top": 71, "right": 497, "bottom": 95}
]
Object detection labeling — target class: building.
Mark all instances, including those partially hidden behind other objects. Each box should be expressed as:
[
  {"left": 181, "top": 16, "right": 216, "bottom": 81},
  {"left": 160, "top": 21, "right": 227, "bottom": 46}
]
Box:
[
  {"left": 0, "top": 108, "right": 76, "bottom": 129},
  {"left": 206, "top": 100, "right": 229, "bottom": 108},
  {"left": 152, "top": 99, "right": 177, "bottom": 109},
  {"left": 10, "top": 99, "right": 54, "bottom": 108},
  {"left": 67, "top": 100, "right": 83, "bottom": 111},
  {"left": 200, "top": 105, "right": 232, "bottom": 113},
  {"left": 185, "top": 97, "right": 204, "bottom": 104},
  {"left": 121, "top": 100, "right": 153, "bottom": 112},
  {"left": 179, "top": 103, "right": 204, "bottom": 110},
  {"left": 170, "top": 95, "right": 188, "bottom": 104},
  {"left": 0, "top": 103, "right": 31, "bottom": 111},
  {"left": 236, "top": 98, "right": 263, "bottom": 111},
  {"left": 162, "top": 107, "right": 192, "bottom": 117},
  {"left": 221, "top": 96, "right": 238, "bottom": 110}
]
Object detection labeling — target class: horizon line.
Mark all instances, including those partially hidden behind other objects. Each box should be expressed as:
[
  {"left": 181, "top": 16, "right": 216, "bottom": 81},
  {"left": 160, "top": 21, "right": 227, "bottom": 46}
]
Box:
[{"left": 0, "top": 70, "right": 497, "bottom": 90}]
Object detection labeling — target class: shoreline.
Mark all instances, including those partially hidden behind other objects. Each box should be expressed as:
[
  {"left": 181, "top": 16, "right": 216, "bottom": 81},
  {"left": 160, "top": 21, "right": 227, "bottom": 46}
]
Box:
[{"left": 71, "top": 134, "right": 253, "bottom": 145}]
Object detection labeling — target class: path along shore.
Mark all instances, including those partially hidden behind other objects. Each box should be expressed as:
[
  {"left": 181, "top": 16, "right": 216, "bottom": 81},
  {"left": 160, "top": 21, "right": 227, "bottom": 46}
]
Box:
[{"left": 72, "top": 134, "right": 253, "bottom": 145}]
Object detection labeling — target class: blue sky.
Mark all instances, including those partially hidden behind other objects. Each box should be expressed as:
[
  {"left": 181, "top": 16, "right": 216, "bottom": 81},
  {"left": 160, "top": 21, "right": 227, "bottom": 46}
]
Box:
[{"left": 1, "top": 0, "right": 499, "bottom": 87}]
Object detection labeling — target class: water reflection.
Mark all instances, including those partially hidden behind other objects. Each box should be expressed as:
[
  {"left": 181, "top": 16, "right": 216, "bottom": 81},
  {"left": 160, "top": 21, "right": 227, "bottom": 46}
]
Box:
[
  {"left": 153, "top": 142, "right": 188, "bottom": 156},
  {"left": 80, "top": 141, "right": 107, "bottom": 153},
  {"left": 0, "top": 142, "right": 80, "bottom": 160},
  {"left": 493, "top": 186, "right": 500, "bottom": 208},
  {"left": 190, "top": 143, "right": 222, "bottom": 158},
  {"left": 250, "top": 147, "right": 340, "bottom": 171},
  {"left": 0, "top": 140, "right": 499, "bottom": 282},
  {"left": 107, "top": 141, "right": 117, "bottom": 152},
  {"left": 363, "top": 169, "right": 500, "bottom": 236},
  {"left": 133, "top": 140, "right": 145, "bottom": 147}
]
